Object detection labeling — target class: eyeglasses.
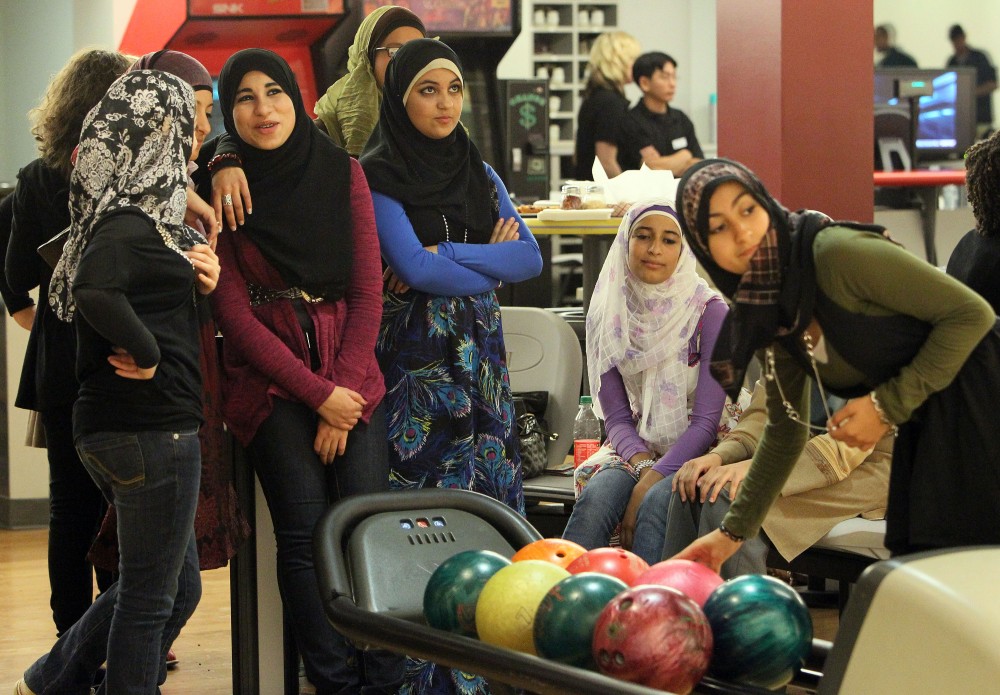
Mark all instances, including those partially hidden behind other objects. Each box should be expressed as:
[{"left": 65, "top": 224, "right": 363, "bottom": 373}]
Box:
[{"left": 373, "top": 45, "right": 402, "bottom": 59}]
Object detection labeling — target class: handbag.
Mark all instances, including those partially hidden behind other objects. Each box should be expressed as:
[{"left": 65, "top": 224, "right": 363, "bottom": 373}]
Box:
[{"left": 513, "top": 391, "right": 558, "bottom": 479}]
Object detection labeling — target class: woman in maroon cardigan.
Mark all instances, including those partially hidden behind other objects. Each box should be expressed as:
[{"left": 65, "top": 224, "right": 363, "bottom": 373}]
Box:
[{"left": 207, "top": 49, "right": 401, "bottom": 693}]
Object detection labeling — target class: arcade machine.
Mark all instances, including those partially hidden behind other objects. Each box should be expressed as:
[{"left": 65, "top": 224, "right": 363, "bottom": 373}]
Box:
[
  {"left": 119, "top": 0, "right": 348, "bottom": 119},
  {"left": 119, "top": 5, "right": 352, "bottom": 693}
]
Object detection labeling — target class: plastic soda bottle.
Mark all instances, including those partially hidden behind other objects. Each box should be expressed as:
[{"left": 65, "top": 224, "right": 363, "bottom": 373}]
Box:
[{"left": 573, "top": 395, "right": 601, "bottom": 467}]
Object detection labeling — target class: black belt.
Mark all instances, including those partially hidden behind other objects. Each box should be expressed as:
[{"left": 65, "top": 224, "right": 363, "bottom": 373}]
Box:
[{"left": 247, "top": 283, "right": 325, "bottom": 308}]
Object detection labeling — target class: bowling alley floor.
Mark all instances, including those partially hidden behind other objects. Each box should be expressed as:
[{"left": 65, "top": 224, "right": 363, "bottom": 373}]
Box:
[{"left": 0, "top": 528, "right": 840, "bottom": 694}]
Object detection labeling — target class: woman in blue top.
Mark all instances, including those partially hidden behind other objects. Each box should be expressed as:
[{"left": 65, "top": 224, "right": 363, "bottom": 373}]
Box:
[
  {"left": 361, "top": 39, "right": 542, "bottom": 513},
  {"left": 360, "top": 38, "right": 543, "bottom": 694}
]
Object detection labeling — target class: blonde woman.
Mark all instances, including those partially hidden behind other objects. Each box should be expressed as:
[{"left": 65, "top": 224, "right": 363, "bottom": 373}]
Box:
[{"left": 573, "top": 30, "right": 641, "bottom": 179}]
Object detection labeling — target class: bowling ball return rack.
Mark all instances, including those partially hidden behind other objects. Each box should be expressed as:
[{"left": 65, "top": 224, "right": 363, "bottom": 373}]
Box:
[{"left": 314, "top": 489, "right": 829, "bottom": 694}]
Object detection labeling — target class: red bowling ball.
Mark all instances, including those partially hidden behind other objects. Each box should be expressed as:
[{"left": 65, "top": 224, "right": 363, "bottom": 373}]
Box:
[
  {"left": 634, "top": 559, "right": 724, "bottom": 607},
  {"left": 565, "top": 547, "right": 649, "bottom": 585},
  {"left": 592, "top": 584, "right": 713, "bottom": 694}
]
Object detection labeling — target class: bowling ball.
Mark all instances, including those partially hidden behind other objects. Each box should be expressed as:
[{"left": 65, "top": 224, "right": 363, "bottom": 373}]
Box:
[
  {"left": 476, "top": 559, "right": 570, "bottom": 654},
  {"left": 634, "top": 559, "right": 724, "bottom": 607},
  {"left": 423, "top": 549, "right": 511, "bottom": 636},
  {"left": 512, "top": 537, "right": 587, "bottom": 568},
  {"left": 533, "top": 572, "right": 628, "bottom": 668},
  {"left": 565, "top": 547, "right": 649, "bottom": 585},
  {"left": 592, "top": 585, "right": 713, "bottom": 694},
  {"left": 702, "top": 574, "right": 813, "bottom": 689}
]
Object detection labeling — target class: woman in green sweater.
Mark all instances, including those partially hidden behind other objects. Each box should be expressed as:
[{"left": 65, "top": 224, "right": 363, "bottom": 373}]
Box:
[{"left": 671, "top": 158, "right": 1000, "bottom": 570}]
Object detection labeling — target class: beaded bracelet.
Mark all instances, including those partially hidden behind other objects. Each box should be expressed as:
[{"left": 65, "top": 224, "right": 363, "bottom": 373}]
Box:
[
  {"left": 634, "top": 457, "right": 656, "bottom": 474},
  {"left": 207, "top": 152, "right": 242, "bottom": 174},
  {"left": 718, "top": 523, "right": 745, "bottom": 543},
  {"left": 868, "top": 390, "right": 899, "bottom": 437}
]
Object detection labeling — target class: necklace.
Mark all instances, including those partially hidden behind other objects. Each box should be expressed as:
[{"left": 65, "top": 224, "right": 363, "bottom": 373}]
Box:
[
  {"left": 442, "top": 214, "right": 468, "bottom": 244},
  {"left": 763, "top": 332, "right": 835, "bottom": 433}
]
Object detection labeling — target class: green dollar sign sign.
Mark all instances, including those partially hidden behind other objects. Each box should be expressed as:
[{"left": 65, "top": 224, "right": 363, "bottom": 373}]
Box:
[{"left": 518, "top": 103, "right": 537, "bottom": 130}]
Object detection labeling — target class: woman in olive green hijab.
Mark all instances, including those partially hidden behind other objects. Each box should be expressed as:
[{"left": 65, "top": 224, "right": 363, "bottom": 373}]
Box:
[{"left": 316, "top": 4, "right": 426, "bottom": 153}]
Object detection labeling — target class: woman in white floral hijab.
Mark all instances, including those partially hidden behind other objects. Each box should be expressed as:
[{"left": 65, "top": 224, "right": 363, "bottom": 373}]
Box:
[
  {"left": 562, "top": 200, "right": 729, "bottom": 553},
  {"left": 18, "top": 70, "right": 220, "bottom": 695}
]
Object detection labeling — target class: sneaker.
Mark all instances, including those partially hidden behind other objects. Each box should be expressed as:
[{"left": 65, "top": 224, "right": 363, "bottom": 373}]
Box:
[
  {"left": 14, "top": 679, "right": 37, "bottom": 695},
  {"left": 166, "top": 649, "right": 179, "bottom": 670}
]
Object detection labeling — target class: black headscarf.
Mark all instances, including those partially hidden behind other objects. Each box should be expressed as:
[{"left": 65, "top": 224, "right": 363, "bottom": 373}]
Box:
[
  {"left": 676, "top": 158, "right": 883, "bottom": 399},
  {"left": 217, "top": 48, "right": 352, "bottom": 299},
  {"left": 360, "top": 39, "right": 498, "bottom": 246}
]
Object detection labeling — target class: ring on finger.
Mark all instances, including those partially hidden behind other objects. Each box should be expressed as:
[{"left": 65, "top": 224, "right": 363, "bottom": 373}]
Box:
[{"left": 222, "top": 193, "right": 233, "bottom": 206}]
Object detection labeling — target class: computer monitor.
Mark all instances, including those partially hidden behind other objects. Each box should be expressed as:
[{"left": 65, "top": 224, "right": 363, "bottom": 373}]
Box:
[{"left": 874, "top": 67, "right": 977, "bottom": 164}]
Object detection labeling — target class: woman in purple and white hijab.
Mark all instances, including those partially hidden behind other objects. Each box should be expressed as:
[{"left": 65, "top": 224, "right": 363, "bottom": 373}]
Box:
[{"left": 562, "top": 200, "right": 728, "bottom": 554}]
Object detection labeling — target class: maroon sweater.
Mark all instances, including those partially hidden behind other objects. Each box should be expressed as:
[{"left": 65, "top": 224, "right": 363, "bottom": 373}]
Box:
[{"left": 210, "top": 159, "right": 385, "bottom": 446}]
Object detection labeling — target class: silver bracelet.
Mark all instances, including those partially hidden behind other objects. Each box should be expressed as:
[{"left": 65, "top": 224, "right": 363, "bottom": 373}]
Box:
[
  {"left": 634, "top": 457, "right": 656, "bottom": 473},
  {"left": 868, "top": 390, "right": 899, "bottom": 437}
]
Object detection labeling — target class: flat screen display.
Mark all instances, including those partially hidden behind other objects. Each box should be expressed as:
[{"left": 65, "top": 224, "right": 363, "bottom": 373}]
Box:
[
  {"left": 874, "top": 67, "right": 977, "bottom": 161},
  {"left": 363, "top": 0, "right": 513, "bottom": 34}
]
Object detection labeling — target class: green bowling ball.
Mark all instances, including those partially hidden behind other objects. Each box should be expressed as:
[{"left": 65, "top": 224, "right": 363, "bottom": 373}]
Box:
[
  {"left": 533, "top": 572, "right": 628, "bottom": 668},
  {"left": 423, "top": 549, "right": 511, "bottom": 636},
  {"left": 703, "top": 574, "right": 813, "bottom": 689}
]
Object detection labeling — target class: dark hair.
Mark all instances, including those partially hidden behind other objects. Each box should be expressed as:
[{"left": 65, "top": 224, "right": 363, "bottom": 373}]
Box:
[
  {"left": 965, "top": 132, "right": 1000, "bottom": 238},
  {"left": 632, "top": 51, "right": 677, "bottom": 86},
  {"left": 949, "top": 24, "right": 965, "bottom": 41},
  {"left": 29, "top": 49, "right": 132, "bottom": 180}
]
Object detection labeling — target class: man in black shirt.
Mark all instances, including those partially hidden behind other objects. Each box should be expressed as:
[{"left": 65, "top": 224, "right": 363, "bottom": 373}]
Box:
[
  {"left": 946, "top": 24, "right": 997, "bottom": 136},
  {"left": 617, "top": 52, "right": 703, "bottom": 175},
  {"left": 874, "top": 24, "right": 917, "bottom": 68}
]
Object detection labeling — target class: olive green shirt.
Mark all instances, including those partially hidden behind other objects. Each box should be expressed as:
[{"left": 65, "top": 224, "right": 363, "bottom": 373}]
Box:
[{"left": 724, "top": 227, "right": 995, "bottom": 539}]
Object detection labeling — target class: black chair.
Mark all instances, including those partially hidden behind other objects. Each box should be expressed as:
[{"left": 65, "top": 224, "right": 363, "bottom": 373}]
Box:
[{"left": 313, "top": 488, "right": 829, "bottom": 695}]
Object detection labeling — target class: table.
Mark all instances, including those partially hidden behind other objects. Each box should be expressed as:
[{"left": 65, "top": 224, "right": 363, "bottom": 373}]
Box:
[
  {"left": 873, "top": 169, "right": 966, "bottom": 265},
  {"left": 524, "top": 216, "right": 620, "bottom": 309}
]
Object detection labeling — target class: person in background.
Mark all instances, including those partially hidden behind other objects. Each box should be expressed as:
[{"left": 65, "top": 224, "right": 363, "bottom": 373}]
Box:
[
  {"left": 670, "top": 158, "right": 1000, "bottom": 573},
  {"left": 633, "top": 380, "right": 892, "bottom": 575},
  {"left": 206, "top": 5, "right": 425, "bottom": 230},
  {"left": 561, "top": 201, "right": 727, "bottom": 552},
  {"left": 874, "top": 24, "right": 917, "bottom": 68},
  {"left": 17, "top": 69, "right": 218, "bottom": 695},
  {"left": 360, "top": 38, "right": 542, "bottom": 694},
  {"left": 3, "top": 48, "right": 130, "bottom": 640},
  {"left": 947, "top": 24, "right": 997, "bottom": 137},
  {"left": 207, "top": 48, "right": 402, "bottom": 694},
  {"left": 617, "top": 51, "right": 703, "bottom": 176},
  {"left": 946, "top": 129, "right": 1000, "bottom": 313},
  {"left": 573, "top": 30, "right": 641, "bottom": 180}
]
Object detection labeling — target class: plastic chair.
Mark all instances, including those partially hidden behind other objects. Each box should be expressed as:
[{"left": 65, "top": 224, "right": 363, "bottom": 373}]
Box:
[{"left": 501, "top": 307, "right": 583, "bottom": 471}]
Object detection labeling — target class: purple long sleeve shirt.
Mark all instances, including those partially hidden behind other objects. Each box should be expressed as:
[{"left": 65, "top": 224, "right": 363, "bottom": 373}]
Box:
[{"left": 598, "top": 298, "right": 728, "bottom": 476}]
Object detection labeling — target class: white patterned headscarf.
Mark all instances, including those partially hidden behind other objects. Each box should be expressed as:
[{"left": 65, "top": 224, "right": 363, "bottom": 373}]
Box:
[
  {"left": 48, "top": 70, "right": 205, "bottom": 322},
  {"left": 586, "top": 200, "right": 720, "bottom": 454}
]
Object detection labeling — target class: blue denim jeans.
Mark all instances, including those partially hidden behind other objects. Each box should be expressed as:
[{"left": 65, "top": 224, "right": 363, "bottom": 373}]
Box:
[
  {"left": 633, "top": 474, "right": 768, "bottom": 578},
  {"left": 249, "top": 399, "right": 403, "bottom": 695},
  {"left": 24, "top": 429, "right": 202, "bottom": 695},
  {"left": 561, "top": 467, "right": 635, "bottom": 549}
]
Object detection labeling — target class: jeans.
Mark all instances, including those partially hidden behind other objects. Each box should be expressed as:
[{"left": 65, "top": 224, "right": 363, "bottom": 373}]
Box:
[
  {"left": 248, "top": 399, "right": 403, "bottom": 695},
  {"left": 561, "top": 467, "right": 635, "bottom": 549},
  {"left": 42, "top": 405, "right": 116, "bottom": 636},
  {"left": 634, "top": 475, "right": 768, "bottom": 578},
  {"left": 24, "top": 429, "right": 202, "bottom": 695}
]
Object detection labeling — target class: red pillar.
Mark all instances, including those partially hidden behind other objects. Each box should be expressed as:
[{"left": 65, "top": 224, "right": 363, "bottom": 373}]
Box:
[{"left": 716, "top": 0, "right": 873, "bottom": 222}]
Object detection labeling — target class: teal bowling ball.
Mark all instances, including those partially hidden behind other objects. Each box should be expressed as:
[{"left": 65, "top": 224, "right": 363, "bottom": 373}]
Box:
[
  {"left": 702, "top": 574, "right": 813, "bottom": 689},
  {"left": 533, "top": 572, "right": 628, "bottom": 668},
  {"left": 423, "top": 549, "right": 511, "bottom": 636}
]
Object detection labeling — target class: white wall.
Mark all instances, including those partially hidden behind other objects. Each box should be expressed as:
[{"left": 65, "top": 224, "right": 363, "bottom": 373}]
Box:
[{"left": 875, "top": 0, "right": 1000, "bottom": 121}]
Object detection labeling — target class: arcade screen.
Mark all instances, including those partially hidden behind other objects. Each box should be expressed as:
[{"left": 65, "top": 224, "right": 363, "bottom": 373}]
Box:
[
  {"left": 874, "top": 67, "right": 976, "bottom": 160},
  {"left": 363, "top": 0, "right": 513, "bottom": 34}
]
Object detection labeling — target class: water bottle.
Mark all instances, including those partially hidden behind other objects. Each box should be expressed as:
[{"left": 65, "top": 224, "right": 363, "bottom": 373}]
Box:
[
  {"left": 708, "top": 93, "right": 717, "bottom": 144},
  {"left": 573, "top": 395, "right": 602, "bottom": 468}
]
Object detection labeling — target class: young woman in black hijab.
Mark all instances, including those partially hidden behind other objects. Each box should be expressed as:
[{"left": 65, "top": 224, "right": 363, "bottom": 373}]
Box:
[
  {"left": 669, "top": 158, "right": 1000, "bottom": 572},
  {"left": 360, "top": 39, "right": 543, "bottom": 694},
  {"left": 207, "top": 48, "right": 402, "bottom": 694}
]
